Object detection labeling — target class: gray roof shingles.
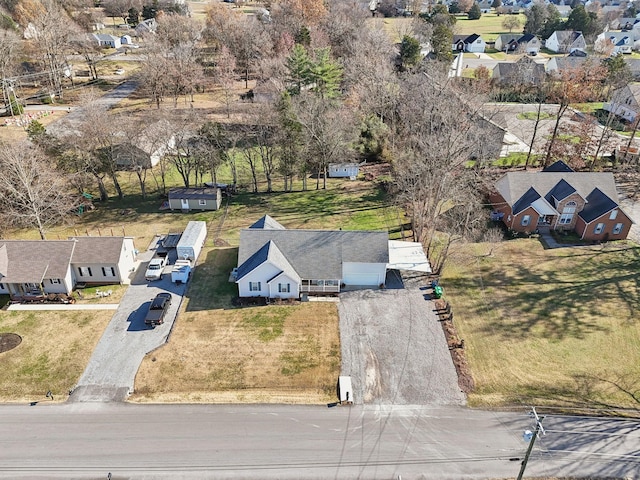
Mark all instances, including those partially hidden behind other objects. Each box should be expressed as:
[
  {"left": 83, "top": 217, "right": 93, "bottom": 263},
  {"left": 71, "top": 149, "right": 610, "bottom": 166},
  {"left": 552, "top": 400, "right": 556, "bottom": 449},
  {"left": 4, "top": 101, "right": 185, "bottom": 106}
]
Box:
[
  {"left": 0, "top": 240, "right": 76, "bottom": 283},
  {"left": 238, "top": 228, "right": 389, "bottom": 280},
  {"left": 168, "top": 188, "right": 219, "bottom": 200},
  {"left": 70, "top": 237, "right": 126, "bottom": 264}
]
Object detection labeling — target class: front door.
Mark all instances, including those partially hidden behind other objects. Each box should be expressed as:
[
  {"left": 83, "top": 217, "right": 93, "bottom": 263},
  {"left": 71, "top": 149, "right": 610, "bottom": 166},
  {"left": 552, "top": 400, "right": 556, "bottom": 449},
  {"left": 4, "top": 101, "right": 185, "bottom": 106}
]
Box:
[{"left": 180, "top": 199, "right": 189, "bottom": 210}]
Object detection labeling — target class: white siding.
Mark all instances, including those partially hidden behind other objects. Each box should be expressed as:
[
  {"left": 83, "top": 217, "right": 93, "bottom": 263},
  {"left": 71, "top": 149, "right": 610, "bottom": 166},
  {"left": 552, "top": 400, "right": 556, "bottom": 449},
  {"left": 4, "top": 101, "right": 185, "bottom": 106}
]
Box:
[
  {"left": 116, "top": 237, "right": 137, "bottom": 284},
  {"left": 268, "top": 273, "right": 299, "bottom": 299},
  {"left": 342, "top": 262, "right": 386, "bottom": 286},
  {"left": 237, "top": 262, "right": 282, "bottom": 297}
]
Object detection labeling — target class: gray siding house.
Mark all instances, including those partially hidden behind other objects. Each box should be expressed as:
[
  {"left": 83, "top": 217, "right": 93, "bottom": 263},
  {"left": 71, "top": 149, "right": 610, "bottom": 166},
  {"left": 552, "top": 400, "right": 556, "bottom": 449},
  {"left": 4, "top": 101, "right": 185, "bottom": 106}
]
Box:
[{"left": 168, "top": 187, "right": 222, "bottom": 211}]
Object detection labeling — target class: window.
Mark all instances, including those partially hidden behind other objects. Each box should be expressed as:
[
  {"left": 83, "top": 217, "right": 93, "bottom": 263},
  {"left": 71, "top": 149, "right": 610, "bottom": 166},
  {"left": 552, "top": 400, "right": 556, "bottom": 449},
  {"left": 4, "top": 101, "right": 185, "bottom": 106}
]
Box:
[
  {"left": 249, "top": 281, "right": 261, "bottom": 292},
  {"left": 521, "top": 215, "right": 531, "bottom": 226},
  {"left": 559, "top": 201, "right": 576, "bottom": 225},
  {"left": 49, "top": 279, "right": 61, "bottom": 285},
  {"left": 594, "top": 223, "right": 605, "bottom": 234},
  {"left": 102, "top": 267, "right": 116, "bottom": 277},
  {"left": 613, "top": 223, "right": 624, "bottom": 234},
  {"left": 278, "top": 283, "right": 290, "bottom": 293},
  {"left": 199, "top": 199, "right": 207, "bottom": 206},
  {"left": 79, "top": 267, "right": 92, "bottom": 277},
  {"left": 609, "top": 209, "right": 618, "bottom": 220}
]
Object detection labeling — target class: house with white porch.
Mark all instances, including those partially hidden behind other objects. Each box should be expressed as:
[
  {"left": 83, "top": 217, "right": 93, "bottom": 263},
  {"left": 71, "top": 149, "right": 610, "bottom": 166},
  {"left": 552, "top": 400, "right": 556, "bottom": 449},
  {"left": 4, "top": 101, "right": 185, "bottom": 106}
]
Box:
[{"left": 235, "top": 216, "right": 389, "bottom": 299}]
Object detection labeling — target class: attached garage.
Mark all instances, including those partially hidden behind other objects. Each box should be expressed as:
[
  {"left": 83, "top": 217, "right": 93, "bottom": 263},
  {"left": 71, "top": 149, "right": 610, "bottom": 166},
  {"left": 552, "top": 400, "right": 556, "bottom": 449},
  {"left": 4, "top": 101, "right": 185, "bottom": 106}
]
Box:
[{"left": 342, "top": 262, "right": 386, "bottom": 286}]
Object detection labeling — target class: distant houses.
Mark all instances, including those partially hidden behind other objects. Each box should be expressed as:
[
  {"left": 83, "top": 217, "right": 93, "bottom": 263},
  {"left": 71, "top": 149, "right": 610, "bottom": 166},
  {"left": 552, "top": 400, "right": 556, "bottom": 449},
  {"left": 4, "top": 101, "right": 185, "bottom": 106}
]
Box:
[
  {"left": 545, "top": 30, "right": 586, "bottom": 54},
  {"left": 494, "top": 33, "right": 541, "bottom": 55},
  {"left": 452, "top": 34, "right": 486, "bottom": 53}
]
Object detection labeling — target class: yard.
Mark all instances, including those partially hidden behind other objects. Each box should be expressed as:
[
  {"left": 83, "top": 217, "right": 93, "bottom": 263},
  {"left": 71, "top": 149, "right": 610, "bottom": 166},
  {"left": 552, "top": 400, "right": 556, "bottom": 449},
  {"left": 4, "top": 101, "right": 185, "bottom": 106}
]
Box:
[
  {"left": 132, "top": 247, "right": 341, "bottom": 404},
  {"left": 454, "top": 13, "right": 527, "bottom": 42},
  {"left": 443, "top": 238, "right": 640, "bottom": 411},
  {"left": 0, "top": 309, "right": 112, "bottom": 402}
]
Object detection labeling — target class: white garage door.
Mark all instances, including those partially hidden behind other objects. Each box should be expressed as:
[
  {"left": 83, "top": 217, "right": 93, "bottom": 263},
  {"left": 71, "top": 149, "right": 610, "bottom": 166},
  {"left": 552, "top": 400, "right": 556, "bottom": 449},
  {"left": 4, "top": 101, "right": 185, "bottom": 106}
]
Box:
[{"left": 342, "top": 273, "right": 380, "bottom": 286}]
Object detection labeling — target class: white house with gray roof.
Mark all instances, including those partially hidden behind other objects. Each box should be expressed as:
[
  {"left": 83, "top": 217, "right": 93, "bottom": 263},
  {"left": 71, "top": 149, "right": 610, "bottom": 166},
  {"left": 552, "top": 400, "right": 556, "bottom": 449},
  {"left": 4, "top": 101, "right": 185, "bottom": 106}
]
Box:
[
  {"left": 0, "top": 237, "right": 136, "bottom": 299},
  {"left": 235, "top": 216, "right": 389, "bottom": 298}
]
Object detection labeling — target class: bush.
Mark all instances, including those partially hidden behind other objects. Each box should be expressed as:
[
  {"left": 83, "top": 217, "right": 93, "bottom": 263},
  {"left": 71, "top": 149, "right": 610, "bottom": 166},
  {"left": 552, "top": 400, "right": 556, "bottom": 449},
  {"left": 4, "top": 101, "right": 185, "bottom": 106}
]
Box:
[{"left": 468, "top": 4, "right": 482, "bottom": 19}]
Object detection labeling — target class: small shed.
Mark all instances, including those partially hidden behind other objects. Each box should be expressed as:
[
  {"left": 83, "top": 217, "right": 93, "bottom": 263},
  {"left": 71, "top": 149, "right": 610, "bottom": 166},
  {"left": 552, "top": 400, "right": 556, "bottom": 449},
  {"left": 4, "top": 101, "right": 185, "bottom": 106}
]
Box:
[
  {"left": 328, "top": 163, "right": 360, "bottom": 179},
  {"left": 168, "top": 187, "right": 222, "bottom": 212}
]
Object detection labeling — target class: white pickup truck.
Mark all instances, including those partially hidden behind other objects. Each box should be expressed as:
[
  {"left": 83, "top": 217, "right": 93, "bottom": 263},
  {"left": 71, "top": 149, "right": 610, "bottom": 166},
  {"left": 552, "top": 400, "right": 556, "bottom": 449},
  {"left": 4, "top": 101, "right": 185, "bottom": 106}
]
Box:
[
  {"left": 171, "top": 259, "right": 192, "bottom": 284},
  {"left": 145, "top": 252, "right": 168, "bottom": 281}
]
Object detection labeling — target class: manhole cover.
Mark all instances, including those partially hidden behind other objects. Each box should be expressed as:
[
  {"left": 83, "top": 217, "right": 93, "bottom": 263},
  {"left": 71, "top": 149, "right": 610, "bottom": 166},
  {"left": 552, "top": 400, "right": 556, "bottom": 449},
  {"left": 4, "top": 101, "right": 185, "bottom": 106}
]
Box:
[{"left": 0, "top": 333, "right": 22, "bottom": 353}]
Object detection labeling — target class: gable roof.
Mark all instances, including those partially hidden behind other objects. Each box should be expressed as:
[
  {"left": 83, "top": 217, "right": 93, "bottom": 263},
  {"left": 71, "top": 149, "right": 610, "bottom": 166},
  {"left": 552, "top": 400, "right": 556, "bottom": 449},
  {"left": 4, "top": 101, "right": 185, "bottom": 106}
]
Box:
[
  {"left": 552, "top": 30, "right": 584, "bottom": 44},
  {"left": 606, "top": 32, "right": 632, "bottom": 46},
  {"left": 0, "top": 240, "right": 75, "bottom": 283},
  {"left": 495, "top": 171, "right": 621, "bottom": 209},
  {"left": 543, "top": 160, "right": 574, "bottom": 172},
  {"left": 547, "top": 56, "right": 588, "bottom": 72},
  {"left": 69, "top": 237, "right": 127, "bottom": 264},
  {"left": 249, "top": 215, "right": 286, "bottom": 230},
  {"left": 578, "top": 188, "right": 618, "bottom": 223},
  {"left": 544, "top": 178, "right": 577, "bottom": 205},
  {"left": 235, "top": 240, "right": 300, "bottom": 282},
  {"left": 238, "top": 228, "right": 389, "bottom": 281},
  {"left": 512, "top": 186, "right": 541, "bottom": 215},
  {"left": 168, "top": 187, "right": 219, "bottom": 200}
]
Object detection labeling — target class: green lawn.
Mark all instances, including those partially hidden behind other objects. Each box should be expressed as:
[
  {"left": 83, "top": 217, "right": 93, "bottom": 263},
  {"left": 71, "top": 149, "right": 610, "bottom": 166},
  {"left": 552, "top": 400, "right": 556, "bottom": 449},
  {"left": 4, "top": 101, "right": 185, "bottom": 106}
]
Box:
[
  {"left": 454, "top": 13, "right": 527, "bottom": 42},
  {"left": 443, "top": 239, "right": 640, "bottom": 411}
]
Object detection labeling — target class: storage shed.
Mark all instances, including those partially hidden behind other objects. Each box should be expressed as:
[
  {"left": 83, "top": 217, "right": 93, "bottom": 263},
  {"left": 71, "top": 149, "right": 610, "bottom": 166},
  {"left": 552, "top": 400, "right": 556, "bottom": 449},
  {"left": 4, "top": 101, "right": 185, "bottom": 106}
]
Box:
[
  {"left": 328, "top": 163, "right": 360, "bottom": 179},
  {"left": 168, "top": 187, "right": 222, "bottom": 212}
]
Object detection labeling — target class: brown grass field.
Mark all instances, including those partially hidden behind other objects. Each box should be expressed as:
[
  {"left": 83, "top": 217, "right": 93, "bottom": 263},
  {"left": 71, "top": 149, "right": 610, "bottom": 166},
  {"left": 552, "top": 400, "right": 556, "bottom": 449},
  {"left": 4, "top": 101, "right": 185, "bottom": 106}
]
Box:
[
  {"left": 0, "top": 309, "right": 112, "bottom": 402},
  {"left": 132, "top": 247, "right": 341, "bottom": 404},
  {"left": 444, "top": 238, "right": 640, "bottom": 411}
]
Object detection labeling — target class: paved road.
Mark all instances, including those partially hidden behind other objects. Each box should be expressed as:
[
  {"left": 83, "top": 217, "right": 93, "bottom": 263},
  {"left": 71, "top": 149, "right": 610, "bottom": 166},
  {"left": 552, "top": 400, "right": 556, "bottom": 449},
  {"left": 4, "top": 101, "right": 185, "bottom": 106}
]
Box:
[
  {"left": 0, "top": 404, "right": 637, "bottom": 479},
  {"left": 46, "top": 80, "right": 138, "bottom": 137},
  {"left": 69, "top": 242, "right": 186, "bottom": 403}
]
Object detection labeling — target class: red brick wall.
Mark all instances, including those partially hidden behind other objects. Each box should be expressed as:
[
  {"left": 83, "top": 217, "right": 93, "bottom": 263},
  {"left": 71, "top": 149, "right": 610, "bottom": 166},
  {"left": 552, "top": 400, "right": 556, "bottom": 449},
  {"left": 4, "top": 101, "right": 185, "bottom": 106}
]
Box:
[{"left": 575, "top": 209, "right": 632, "bottom": 241}]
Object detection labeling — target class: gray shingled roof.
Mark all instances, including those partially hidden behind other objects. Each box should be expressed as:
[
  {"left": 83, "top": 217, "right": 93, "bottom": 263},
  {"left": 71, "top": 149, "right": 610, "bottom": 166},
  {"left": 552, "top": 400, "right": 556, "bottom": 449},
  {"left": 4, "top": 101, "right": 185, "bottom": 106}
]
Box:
[
  {"left": 168, "top": 187, "right": 219, "bottom": 200},
  {"left": 238, "top": 228, "right": 389, "bottom": 280},
  {"left": 236, "top": 240, "right": 299, "bottom": 282},
  {"left": 70, "top": 237, "right": 127, "bottom": 264},
  {"left": 578, "top": 188, "right": 618, "bottom": 223},
  {"left": 495, "top": 171, "right": 620, "bottom": 206},
  {"left": 0, "top": 240, "right": 75, "bottom": 283},
  {"left": 249, "top": 215, "right": 286, "bottom": 230}
]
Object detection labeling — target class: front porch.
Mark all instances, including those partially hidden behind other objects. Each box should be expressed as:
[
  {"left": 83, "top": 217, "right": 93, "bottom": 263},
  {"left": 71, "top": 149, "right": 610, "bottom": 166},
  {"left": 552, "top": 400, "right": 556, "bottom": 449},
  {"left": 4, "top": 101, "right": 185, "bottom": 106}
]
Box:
[{"left": 300, "top": 279, "right": 341, "bottom": 294}]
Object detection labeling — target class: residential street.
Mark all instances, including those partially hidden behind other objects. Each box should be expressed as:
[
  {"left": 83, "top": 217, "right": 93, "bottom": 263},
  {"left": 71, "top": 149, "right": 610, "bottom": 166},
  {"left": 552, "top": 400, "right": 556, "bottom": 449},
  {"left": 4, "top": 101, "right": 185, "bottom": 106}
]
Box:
[{"left": 0, "top": 404, "right": 637, "bottom": 479}]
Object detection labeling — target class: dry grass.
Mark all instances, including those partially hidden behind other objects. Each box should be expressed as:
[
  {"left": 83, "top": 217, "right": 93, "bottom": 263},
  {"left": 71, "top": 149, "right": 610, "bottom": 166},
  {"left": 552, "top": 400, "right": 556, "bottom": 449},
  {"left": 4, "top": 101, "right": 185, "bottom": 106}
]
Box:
[
  {"left": 132, "top": 248, "right": 341, "bottom": 404},
  {"left": 0, "top": 309, "right": 112, "bottom": 402},
  {"left": 443, "top": 238, "right": 640, "bottom": 410}
]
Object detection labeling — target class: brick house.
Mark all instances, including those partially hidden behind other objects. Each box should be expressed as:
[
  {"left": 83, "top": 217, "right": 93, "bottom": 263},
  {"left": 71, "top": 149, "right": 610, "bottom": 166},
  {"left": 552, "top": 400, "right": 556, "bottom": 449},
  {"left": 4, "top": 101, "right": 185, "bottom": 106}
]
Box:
[{"left": 489, "top": 162, "right": 633, "bottom": 241}]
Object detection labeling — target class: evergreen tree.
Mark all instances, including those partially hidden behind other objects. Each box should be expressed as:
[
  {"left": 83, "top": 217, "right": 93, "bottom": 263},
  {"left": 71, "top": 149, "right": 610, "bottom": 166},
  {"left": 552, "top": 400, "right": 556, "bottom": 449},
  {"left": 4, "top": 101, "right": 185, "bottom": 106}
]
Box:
[
  {"left": 399, "top": 35, "right": 421, "bottom": 69},
  {"left": 286, "top": 44, "right": 312, "bottom": 95},
  {"left": 431, "top": 24, "right": 453, "bottom": 62},
  {"left": 127, "top": 7, "right": 139, "bottom": 26},
  {"left": 309, "top": 47, "right": 343, "bottom": 99},
  {"left": 468, "top": 3, "right": 482, "bottom": 20}
]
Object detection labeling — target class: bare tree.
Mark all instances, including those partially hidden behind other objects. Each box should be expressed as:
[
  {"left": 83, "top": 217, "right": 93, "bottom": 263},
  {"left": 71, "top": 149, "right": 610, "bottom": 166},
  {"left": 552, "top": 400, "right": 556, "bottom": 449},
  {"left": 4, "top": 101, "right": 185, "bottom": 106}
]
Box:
[
  {"left": 27, "top": 0, "right": 77, "bottom": 100},
  {"left": 0, "top": 141, "right": 79, "bottom": 240},
  {"left": 293, "top": 93, "right": 357, "bottom": 189},
  {"left": 391, "top": 72, "right": 499, "bottom": 274},
  {"left": 544, "top": 62, "right": 607, "bottom": 167},
  {"left": 215, "top": 46, "right": 237, "bottom": 118}
]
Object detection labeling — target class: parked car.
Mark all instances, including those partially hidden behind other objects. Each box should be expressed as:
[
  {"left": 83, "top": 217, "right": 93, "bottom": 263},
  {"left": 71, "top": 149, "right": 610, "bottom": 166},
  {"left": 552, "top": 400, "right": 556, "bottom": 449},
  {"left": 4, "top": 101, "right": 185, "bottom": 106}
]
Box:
[
  {"left": 145, "top": 252, "right": 168, "bottom": 281},
  {"left": 144, "top": 293, "right": 172, "bottom": 327}
]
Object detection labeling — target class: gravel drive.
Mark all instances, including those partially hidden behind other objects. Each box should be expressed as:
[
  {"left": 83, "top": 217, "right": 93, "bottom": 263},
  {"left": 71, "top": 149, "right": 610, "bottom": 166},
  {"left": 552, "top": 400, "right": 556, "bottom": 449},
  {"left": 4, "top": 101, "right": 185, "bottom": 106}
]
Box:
[
  {"left": 339, "top": 277, "right": 466, "bottom": 406},
  {"left": 69, "top": 241, "right": 186, "bottom": 403}
]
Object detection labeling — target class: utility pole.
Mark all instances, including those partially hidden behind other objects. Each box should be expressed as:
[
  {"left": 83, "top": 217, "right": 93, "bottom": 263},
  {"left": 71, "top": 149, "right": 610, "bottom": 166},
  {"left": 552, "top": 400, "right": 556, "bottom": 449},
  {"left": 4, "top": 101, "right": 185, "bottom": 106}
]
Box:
[{"left": 517, "top": 407, "right": 545, "bottom": 480}]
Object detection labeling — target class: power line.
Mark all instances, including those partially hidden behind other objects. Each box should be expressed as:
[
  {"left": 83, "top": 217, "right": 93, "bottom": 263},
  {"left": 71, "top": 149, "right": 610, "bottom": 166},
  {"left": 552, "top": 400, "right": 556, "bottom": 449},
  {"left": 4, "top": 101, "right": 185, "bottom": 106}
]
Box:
[{"left": 517, "top": 406, "right": 545, "bottom": 480}]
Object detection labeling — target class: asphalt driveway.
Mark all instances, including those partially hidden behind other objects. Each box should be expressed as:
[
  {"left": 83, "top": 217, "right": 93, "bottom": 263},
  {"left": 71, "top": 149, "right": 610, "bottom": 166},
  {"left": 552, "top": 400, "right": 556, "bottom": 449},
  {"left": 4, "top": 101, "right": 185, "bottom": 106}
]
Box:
[
  {"left": 339, "top": 274, "right": 466, "bottom": 406},
  {"left": 69, "top": 242, "right": 186, "bottom": 402}
]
